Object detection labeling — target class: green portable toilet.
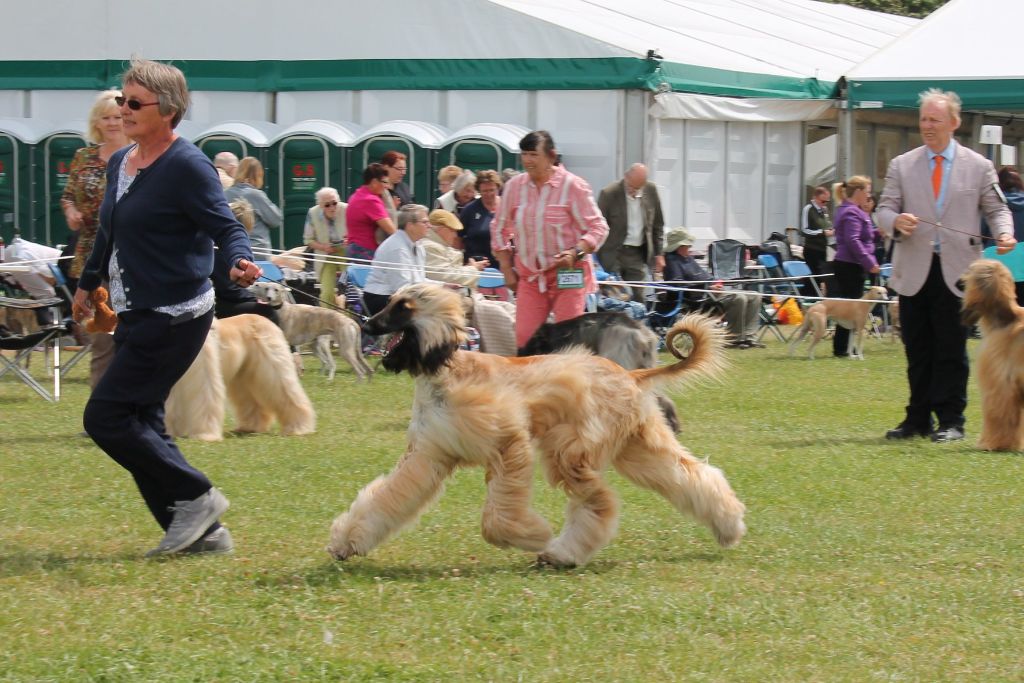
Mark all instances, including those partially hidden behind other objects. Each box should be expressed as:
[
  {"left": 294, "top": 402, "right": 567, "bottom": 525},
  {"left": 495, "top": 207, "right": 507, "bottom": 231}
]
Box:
[
  {"left": 195, "top": 120, "right": 283, "bottom": 243},
  {"left": 0, "top": 118, "right": 50, "bottom": 245},
  {"left": 269, "top": 120, "right": 364, "bottom": 249},
  {"left": 350, "top": 121, "right": 450, "bottom": 207},
  {"left": 39, "top": 120, "right": 88, "bottom": 245},
  {"left": 438, "top": 123, "right": 527, "bottom": 176}
]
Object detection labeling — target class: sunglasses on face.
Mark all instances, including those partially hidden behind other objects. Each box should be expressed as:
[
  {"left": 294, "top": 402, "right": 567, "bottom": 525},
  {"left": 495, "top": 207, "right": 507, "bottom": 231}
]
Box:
[
  {"left": 323, "top": 201, "right": 339, "bottom": 208},
  {"left": 115, "top": 95, "right": 160, "bottom": 111}
]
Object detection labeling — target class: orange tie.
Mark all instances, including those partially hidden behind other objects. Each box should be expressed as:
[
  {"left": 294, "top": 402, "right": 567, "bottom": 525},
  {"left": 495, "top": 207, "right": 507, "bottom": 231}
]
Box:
[{"left": 932, "top": 155, "right": 943, "bottom": 199}]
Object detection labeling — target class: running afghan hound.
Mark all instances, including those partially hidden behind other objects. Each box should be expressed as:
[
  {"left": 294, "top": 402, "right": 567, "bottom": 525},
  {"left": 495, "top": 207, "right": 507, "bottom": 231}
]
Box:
[
  {"left": 327, "top": 283, "right": 746, "bottom": 568},
  {"left": 165, "top": 314, "right": 316, "bottom": 441},
  {"left": 961, "top": 259, "right": 1024, "bottom": 451}
]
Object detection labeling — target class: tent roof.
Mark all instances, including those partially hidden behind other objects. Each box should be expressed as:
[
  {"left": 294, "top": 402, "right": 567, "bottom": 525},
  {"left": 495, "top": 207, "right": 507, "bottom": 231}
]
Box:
[
  {"left": 846, "top": 0, "right": 1024, "bottom": 111},
  {"left": 0, "top": 0, "right": 915, "bottom": 100}
]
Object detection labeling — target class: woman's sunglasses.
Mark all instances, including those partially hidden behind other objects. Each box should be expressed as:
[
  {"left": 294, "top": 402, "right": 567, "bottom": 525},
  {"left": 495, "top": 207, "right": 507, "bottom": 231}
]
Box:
[{"left": 115, "top": 95, "right": 160, "bottom": 111}]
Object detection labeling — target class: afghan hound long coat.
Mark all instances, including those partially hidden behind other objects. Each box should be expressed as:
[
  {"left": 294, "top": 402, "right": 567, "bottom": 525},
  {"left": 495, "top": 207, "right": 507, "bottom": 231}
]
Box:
[
  {"left": 165, "top": 313, "right": 316, "bottom": 441},
  {"left": 327, "top": 283, "right": 746, "bottom": 568},
  {"left": 961, "top": 259, "right": 1024, "bottom": 451}
]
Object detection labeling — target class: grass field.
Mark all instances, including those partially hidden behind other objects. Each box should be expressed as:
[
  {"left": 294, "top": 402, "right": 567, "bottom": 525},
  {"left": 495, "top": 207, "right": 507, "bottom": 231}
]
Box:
[{"left": 1, "top": 333, "right": 1023, "bottom": 681}]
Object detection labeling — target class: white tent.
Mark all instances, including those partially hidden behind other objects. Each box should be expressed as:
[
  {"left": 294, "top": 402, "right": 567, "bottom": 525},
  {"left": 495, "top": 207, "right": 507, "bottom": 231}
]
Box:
[
  {"left": 0, "top": 0, "right": 917, "bottom": 243},
  {"left": 846, "top": 0, "right": 1024, "bottom": 111}
]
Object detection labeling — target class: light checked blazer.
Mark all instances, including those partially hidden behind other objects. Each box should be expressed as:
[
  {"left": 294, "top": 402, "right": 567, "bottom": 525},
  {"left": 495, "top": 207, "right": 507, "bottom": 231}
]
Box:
[{"left": 877, "top": 144, "right": 1011, "bottom": 297}]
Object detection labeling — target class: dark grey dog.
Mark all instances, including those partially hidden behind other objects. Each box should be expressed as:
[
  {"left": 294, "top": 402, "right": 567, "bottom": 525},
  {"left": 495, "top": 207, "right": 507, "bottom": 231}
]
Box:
[{"left": 518, "top": 311, "right": 681, "bottom": 432}]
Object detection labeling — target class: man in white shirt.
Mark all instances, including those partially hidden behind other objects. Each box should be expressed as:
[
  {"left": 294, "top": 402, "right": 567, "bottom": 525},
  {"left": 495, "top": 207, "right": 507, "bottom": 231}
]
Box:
[{"left": 362, "top": 204, "right": 432, "bottom": 316}]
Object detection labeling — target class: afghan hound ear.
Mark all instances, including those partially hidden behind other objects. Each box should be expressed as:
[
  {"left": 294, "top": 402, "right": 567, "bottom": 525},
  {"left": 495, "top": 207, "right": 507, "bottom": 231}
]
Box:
[{"left": 961, "top": 263, "right": 1020, "bottom": 329}]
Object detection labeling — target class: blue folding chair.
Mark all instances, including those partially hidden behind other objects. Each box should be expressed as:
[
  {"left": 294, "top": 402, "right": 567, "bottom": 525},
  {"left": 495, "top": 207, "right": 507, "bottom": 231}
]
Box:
[{"left": 254, "top": 260, "right": 285, "bottom": 283}]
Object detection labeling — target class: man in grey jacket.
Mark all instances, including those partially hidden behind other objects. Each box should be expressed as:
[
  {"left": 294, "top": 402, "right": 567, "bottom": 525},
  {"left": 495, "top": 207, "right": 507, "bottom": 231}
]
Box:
[
  {"left": 597, "top": 163, "right": 665, "bottom": 302},
  {"left": 877, "top": 88, "right": 1014, "bottom": 443}
]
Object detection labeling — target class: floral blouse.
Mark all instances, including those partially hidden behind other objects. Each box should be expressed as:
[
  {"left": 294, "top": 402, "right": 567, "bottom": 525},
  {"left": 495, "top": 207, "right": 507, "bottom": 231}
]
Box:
[{"left": 61, "top": 145, "right": 108, "bottom": 278}]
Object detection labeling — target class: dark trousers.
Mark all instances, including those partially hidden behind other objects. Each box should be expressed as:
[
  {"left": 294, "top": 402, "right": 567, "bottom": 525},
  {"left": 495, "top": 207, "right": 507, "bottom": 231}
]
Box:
[
  {"left": 83, "top": 308, "right": 219, "bottom": 532},
  {"left": 832, "top": 260, "right": 865, "bottom": 356},
  {"left": 899, "top": 254, "right": 969, "bottom": 430},
  {"left": 362, "top": 291, "right": 391, "bottom": 317},
  {"left": 802, "top": 248, "right": 829, "bottom": 297},
  {"left": 616, "top": 245, "right": 649, "bottom": 302}
]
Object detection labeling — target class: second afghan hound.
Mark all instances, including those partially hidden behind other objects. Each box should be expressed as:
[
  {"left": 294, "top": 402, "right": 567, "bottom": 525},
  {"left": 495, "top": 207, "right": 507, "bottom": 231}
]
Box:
[
  {"left": 961, "top": 259, "right": 1024, "bottom": 451},
  {"left": 165, "top": 314, "right": 316, "bottom": 441},
  {"left": 327, "top": 283, "right": 746, "bottom": 568}
]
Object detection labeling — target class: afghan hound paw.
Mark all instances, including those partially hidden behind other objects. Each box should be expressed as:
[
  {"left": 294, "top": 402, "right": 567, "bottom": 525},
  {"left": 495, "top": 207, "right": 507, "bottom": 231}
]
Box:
[
  {"left": 712, "top": 516, "right": 747, "bottom": 548},
  {"left": 537, "top": 543, "right": 578, "bottom": 568}
]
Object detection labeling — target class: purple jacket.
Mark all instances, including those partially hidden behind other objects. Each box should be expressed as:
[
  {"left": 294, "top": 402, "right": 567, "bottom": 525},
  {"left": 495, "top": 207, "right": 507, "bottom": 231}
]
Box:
[{"left": 833, "top": 200, "right": 878, "bottom": 272}]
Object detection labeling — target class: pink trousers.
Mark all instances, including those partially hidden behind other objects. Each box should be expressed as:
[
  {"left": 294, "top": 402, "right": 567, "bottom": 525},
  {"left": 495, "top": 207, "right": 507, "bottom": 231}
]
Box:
[{"left": 514, "top": 267, "right": 590, "bottom": 348}]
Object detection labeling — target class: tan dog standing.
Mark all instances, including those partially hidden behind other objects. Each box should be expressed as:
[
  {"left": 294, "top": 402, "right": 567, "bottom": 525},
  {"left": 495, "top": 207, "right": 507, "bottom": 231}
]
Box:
[{"left": 788, "top": 286, "right": 889, "bottom": 360}]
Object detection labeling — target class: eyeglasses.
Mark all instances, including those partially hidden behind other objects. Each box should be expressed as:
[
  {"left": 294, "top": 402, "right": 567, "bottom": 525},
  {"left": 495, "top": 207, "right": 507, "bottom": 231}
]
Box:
[
  {"left": 115, "top": 95, "right": 160, "bottom": 111},
  {"left": 393, "top": 166, "right": 407, "bottom": 172},
  {"left": 323, "top": 201, "right": 339, "bottom": 208}
]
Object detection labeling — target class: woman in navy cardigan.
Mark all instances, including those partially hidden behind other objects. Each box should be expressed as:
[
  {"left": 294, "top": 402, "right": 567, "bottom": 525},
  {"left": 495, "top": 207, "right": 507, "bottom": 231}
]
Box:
[{"left": 73, "top": 58, "right": 262, "bottom": 558}]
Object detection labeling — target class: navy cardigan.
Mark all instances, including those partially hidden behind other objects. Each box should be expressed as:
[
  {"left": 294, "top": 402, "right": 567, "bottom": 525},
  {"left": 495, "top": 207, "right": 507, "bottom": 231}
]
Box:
[{"left": 78, "top": 137, "right": 253, "bottom": 310}]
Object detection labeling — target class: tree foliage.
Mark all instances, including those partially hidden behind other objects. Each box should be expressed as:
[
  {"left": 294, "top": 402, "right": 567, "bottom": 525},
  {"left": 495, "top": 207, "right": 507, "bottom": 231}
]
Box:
[{"left": 823, "top": 0, "right": 948, "bottom": 18}]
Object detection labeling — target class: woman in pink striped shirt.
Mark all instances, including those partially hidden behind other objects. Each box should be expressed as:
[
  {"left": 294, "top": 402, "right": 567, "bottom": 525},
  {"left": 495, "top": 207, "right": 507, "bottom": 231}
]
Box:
[{"left": 492, "top": 131, "right": 609, "bottom": 347}]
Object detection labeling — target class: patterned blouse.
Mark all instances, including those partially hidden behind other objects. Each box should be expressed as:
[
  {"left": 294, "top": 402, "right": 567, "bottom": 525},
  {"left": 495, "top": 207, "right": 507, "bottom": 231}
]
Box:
[{"left": 61, "top": 145, "right": 108, "bottom": 278}]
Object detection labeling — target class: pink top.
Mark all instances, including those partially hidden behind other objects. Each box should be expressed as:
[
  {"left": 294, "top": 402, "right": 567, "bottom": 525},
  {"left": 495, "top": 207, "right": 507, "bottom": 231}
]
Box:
[
  {"left": 491, "top": 164, "right": 609, "bottom": 277},
  {"left": 346, "top": 185, "right": 389, "bottom": 250}
]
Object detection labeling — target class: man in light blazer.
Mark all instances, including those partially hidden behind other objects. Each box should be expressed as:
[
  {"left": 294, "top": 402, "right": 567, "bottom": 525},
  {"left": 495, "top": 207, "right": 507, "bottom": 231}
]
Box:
[
  {"left": 597, "top": 163, "right": 665, "bottom": 302},
  {"left": 877, "top": 88, "right": 1014, "bottom": 443}
]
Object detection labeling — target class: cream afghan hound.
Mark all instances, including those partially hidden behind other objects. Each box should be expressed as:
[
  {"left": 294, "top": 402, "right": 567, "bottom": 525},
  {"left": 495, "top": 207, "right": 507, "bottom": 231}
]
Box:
[
  {"left": 165, "top": 314, "right": 316, "bottom": 441},
  {"left": 327, "top": 283, "right": 746, "bottom": 568},
  {"left": 961, "top": 259, "right": 1024, "bottom": 451}
]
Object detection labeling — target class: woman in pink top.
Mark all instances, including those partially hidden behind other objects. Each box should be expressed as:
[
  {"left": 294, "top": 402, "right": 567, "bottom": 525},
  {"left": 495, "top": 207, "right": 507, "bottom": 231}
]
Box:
[
  {"left": 345, "top": 163, "right": 397, "bottom": 262},
  {"left": 492, "top": 130, "right": 609, "bottom": 347}
]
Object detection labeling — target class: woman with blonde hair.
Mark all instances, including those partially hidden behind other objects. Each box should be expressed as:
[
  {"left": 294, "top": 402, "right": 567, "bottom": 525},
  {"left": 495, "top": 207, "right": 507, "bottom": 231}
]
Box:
[
  {"left": 60, "top": 89, "right": 130, "bottom": 389},
  {"left": 224, "top": 156, "right": 282, "bottom": 253},
  {"left": 831, "top": 175, "right": 881, "bottom": 356}
]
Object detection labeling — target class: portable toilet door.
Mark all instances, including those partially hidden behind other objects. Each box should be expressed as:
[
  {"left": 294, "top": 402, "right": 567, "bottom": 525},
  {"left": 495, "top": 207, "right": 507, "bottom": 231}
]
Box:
[
  {"left": 194, "top": 121, "right": 281, "bottom": 194},
  {"left": 0, "top": 118, "right": 49, "bottom": 245},
  {"left": 271, "top": 120, "right": 364, "bottom": 249},
  {"left": 438, "top": 123, "right": 528, "bottom": 177},
  {"left": 40, "top": 121, "right": 88, "bottom": 246},
  {"left": 350, "top": 121, "right": 450, "bottom": 207}
]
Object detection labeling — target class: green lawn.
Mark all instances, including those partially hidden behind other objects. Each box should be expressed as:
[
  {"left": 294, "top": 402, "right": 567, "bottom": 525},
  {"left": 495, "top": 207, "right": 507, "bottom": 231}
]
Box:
[{"left": 1, "top": 334, "right": 1022, "bottom": 682}]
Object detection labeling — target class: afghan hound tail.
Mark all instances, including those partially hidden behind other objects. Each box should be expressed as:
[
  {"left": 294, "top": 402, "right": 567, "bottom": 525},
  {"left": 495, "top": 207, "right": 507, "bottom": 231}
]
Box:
[{"left": 630, "top": 313, "right": 728, "bottom": 391}]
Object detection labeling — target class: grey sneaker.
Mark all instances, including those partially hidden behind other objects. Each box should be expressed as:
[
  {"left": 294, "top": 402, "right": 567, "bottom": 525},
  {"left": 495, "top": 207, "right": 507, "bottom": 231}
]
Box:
[
  {"left": 182, "top": 526, "right": 234, "bottom": 556},
  {"left": 146, "top": 488, "right": 229, "bottom": 557}
]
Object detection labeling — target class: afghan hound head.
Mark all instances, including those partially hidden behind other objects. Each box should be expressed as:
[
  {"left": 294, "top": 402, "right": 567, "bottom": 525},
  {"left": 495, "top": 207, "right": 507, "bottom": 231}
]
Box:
[
  {"left": 362, "top": 283, "right": 467, "bottom": 376},
  {"left": 961, "top": 259, "right": 1021, "bottom": 329}
]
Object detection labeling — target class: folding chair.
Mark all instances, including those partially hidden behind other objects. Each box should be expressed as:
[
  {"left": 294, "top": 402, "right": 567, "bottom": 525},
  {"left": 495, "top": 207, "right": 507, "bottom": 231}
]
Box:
[
  {"left": 753, "top": 253, "right": 802, "bottom": 343},
  {"left": 0, "top": 295, "right": 68, "bottom": 401},
  {"left": 46, "top": 263, "right": 92, "bottom": 377},
  {"left": 782, "top": 260, "right": 822, "bottom": 298},
  {"left": 254, "top": 260, "right": 286, "bottom": 283},
  {"left": 478, "top": 267, "right": 512, "bottom": 302}
]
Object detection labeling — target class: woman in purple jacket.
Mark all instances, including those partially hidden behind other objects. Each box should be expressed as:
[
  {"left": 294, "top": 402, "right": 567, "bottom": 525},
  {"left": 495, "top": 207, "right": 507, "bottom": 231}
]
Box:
[{"left": 831, "top": 176, "right": 881, "bottom": 357}]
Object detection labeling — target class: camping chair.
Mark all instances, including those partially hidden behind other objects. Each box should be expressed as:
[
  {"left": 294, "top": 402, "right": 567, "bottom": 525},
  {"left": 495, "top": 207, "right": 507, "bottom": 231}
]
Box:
[
  {"left": 753, "top": 253, "right": 802, "bottom": 343},
  {"left": 46, "top": 263, "right": 92, "bottom": 377},
  {"left": 0, "top": 294, "right": 69, "bottom": 401},
  {"left": 782, "top": 259, "right": 822, "bottom": 299},
  {"left": 478, "top": 267, "right": 512, "bottom": 302}
]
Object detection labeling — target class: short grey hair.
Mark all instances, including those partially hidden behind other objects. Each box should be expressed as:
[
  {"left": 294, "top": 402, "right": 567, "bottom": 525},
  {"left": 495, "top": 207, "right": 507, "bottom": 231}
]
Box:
[
  {"left": 397, "top": 204, "right": 428, "bottom": 231},
  {"left": 919, "top": 88, "right": 962, "bottom": 123},
  {"left": 213, "top": 151, "right": 239, "bottom": 171},
  {"left": 314, "top": 186, "right": 340, "bottom": 205},
  {"left": 452, "top": 171, "right": 477, "bottom": 194},
  {"left": 121, "top": 57, "right": 190, "bottom": 128},
  {"left": 86, "top": 89, "right": 121, "bottom": 144}
]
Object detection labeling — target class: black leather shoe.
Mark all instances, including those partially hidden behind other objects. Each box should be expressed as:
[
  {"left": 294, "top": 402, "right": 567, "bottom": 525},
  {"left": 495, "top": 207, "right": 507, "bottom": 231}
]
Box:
[
  {"left": 885, "top": 423, "right": 930, "bottom": 440},
  {"left": 931, "top": 426, "right": 965, "bottom": 443}
]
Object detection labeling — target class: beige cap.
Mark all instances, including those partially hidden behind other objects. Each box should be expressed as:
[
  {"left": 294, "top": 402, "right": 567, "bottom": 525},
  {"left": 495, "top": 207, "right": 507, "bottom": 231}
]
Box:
[
  {"left": 428, "top": 209, "right": 463, "bottom": 231},
  {"left": 664, "top": 226, "right": 695, "bottom": 252}
]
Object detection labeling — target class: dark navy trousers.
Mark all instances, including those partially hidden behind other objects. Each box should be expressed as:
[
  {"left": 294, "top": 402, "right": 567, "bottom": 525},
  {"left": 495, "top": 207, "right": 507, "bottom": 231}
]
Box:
[{"left": 83, "top": 308, "right": 218, "bottom": 531}]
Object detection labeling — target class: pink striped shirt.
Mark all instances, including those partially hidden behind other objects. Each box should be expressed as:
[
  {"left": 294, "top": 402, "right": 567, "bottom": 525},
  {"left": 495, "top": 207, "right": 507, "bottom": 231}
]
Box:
[{"left": 491, "top": 165, "right": 608, "bottom": 275}]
